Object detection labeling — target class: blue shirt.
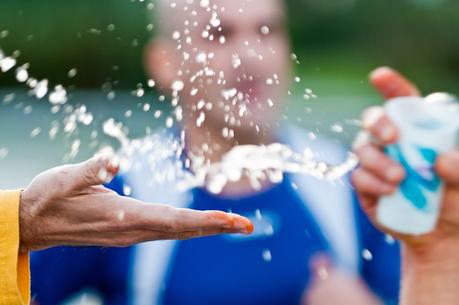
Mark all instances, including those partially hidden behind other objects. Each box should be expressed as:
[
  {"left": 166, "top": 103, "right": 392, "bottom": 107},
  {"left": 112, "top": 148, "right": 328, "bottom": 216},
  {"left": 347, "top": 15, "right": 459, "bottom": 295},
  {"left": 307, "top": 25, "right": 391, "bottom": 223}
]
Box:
[
  {"left": 162, "top": 176, "right": 329, "bottom": 305},
  {"left": 31, "top": 175, "right": 400, "bottom": 305}
]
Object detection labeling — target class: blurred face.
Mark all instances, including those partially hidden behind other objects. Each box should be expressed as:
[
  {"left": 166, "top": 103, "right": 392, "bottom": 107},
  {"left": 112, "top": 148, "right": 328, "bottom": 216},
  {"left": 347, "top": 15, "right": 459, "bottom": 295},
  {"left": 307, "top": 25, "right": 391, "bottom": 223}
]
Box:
[{"left": 151, "top": 0, "right": 291, "bottom": 137}]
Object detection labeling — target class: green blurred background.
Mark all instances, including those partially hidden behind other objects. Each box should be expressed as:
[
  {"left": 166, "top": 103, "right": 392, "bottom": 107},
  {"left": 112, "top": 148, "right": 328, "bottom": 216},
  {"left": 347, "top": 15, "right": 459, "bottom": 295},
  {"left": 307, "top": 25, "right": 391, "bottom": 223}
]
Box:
[{"left": 1, "top": 0, "right": 458, "bottom": 189}]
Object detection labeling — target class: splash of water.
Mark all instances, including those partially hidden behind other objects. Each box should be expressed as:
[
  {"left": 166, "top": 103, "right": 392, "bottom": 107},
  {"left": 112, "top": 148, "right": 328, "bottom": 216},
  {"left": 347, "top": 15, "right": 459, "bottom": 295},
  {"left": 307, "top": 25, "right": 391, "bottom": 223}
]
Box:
[
  {"left": 1, "top": 1, "right": 358, "bottom": 195},
  {"left": 100, "top": 122, "right": 357, "bottom": 195}
]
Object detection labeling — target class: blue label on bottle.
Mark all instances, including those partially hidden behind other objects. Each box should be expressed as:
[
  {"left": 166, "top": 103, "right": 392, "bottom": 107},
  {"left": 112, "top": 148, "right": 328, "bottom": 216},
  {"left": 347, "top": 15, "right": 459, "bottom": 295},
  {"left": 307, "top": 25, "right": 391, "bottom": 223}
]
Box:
[{"left": 385, "top": 144, "right": 441, "bottom": 211}]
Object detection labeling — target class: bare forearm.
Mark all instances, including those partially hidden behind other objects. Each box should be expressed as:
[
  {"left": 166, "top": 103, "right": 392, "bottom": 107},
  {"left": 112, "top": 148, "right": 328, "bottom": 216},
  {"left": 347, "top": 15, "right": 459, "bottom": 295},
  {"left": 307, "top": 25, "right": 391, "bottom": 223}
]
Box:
[{"left": 400, "top": 241, "right": 459, "bottom": 305}]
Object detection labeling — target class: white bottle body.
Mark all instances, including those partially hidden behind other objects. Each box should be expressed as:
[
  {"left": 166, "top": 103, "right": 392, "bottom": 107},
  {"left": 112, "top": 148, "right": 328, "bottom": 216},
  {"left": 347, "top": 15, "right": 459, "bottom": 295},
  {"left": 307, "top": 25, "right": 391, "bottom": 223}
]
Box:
[{"left": 377, "top": 94, "right": 459, "bottom": 235}]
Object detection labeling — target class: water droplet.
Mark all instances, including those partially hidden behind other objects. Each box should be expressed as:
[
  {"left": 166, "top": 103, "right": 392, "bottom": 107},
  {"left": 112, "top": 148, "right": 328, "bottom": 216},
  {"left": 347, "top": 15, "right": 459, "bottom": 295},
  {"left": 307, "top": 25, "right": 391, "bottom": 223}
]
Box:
[
  {"left": 30, "top": 127, "right": 41, "bottom": 138},
  {"left": 330, "top": 124, "right": 344, "bottom": 133},
  {"left": 171, "top": 80, "right": 184, "bottom": 92},
  {"left": 0, "top": 148, "right": 9, "bottom": 160},
  {"left": 147, "top": 79, "right": 156, "bottom": 87},
  {"left": 196, "top": 52, "right": 207, "bottom": 64},
  {"left": 172, "top": 31, "right": 181, "bottom": 40},
  {"left": 135, "top": 88, "right": 145, "bottom": 97},
  {"left": 260, "top": 26, "right": 270, "bottom": 35},
  {"left": 231, "top": 54, "right": 241, "bottom": 69},
  {"left": 123, "top": 185, "right": 132, "bottom": 196},
  {"left": 0, "top": 57, "right": 16, "bottom": 72},
  {"left": 68, "top": 68, "right": 77, "bottom": 78},
  {"left": 221, "top": 88, "right": 237, "bottom": 100},
  {"left": 362, "top": 249, "right": 373, "bottom": 261},
  {"left": 33, "top": 79, "right": 49, "bottom": 99},
  {"left": 0, "top": 30, "right": 9, "bottom": 39},
  {"left": 210, "top": 12, "right": 221, "bottom": 27},
  {"left": 49, "top": 125, "right": 59, "bottom": 140},
  {"left": 49, "top": 85, "right": 68, "bottom": 105},
  {"left": 15, "top": 64, "right": 29, "bottom": 83},
  {"left": 196, "top": 112, "right": 206, "bottom": 127},
  {"left": 385, "top": 234, "right": 395, "bottom": 244},
  {"left": 166, "top": 117, "right": 174, "bottom": 128},
  {"left": 117, "top": 210, "right": 125, "bottom": 221},
  {"left": 262, "top": 249, "right": 272, "bottom": 262}
]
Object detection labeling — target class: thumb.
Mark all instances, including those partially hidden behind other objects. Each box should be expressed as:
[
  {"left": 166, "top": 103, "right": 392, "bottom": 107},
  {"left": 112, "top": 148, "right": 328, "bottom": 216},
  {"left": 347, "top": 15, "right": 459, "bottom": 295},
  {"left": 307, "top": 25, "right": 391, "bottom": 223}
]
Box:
[
  {"left": 436, "top": 151, "right": 459, "bottom": 186},
  {"left": 370, "top": 66, "right": 421, "bottom": 100},
  {"left": 74, "top": 154, "right": 120, "bottom": 188}
]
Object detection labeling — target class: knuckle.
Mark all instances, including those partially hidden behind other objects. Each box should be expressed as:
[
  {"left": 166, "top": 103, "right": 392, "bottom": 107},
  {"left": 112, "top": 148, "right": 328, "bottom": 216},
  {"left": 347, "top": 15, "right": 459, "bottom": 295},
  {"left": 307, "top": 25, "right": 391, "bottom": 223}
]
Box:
[
  {"left": 83, "top": 160, "right": 99, "bottom": 185},
  {"left": 53, "top": 169, "right": 73, "bottom": 193}
]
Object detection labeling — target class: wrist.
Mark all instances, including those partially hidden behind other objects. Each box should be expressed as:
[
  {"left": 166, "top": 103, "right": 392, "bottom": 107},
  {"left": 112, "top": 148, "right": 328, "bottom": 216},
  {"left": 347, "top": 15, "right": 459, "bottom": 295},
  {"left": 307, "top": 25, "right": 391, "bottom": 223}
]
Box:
[
  {"left": 403, "top": 232, "right": 459, "bottom": 266},
  {"left": 400, "top": 237, "right": 459, "bottom": 305}
]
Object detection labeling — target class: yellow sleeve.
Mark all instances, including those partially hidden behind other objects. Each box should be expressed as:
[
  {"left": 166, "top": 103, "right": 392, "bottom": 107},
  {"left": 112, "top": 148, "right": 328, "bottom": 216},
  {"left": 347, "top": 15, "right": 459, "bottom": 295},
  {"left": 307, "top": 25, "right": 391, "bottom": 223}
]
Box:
[{"left": 0, "top": 190, "right": 30, "bottom": 305}]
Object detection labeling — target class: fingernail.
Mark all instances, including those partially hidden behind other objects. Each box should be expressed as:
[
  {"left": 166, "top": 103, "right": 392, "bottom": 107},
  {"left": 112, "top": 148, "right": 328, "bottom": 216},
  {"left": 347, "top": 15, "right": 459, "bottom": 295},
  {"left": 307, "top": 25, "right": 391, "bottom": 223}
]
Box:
[
  {"left": 244, "top": 222, "right": 254, "bottom": 234},
  {"left": 233, "top": 217, "right": 254, "bottom": 234},
  {"left": 109, "top": 156, "right": 120, "bottom": 168},
  {"left": 386, "top": 167, "right": 404, "bottom": 182},
  {"left": 382, "top": 127, "right": 395, "bottom": 142},
  {"left": 310, "top": 255, "right": 333, "bottom": 280},
  {"left": 370, "top": 66, "right": 394, "bottom": 79}
]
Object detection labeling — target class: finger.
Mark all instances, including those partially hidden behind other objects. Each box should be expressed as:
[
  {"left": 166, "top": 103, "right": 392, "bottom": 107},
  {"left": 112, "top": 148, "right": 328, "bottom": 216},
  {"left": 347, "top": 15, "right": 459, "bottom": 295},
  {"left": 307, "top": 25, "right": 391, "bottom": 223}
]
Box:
[
  {"left": 357, "top": 193, "right": 378, "bottom": 218},
  {"left": 75, "top": 155, "right": 121, "bottom": 188},
  {"left": 310, "top": 254, "right": 333, "bottom": 280},
  {"left": 352, "top": 168, "right": 396, "bottom": 196},
  {"left": 436, "top": 151, "right": 459, "bottom": 185},
  {"left": 362, "top": 106, "right": 399, "bottom": 144},
  {"left": 369, "top": 66, "right": 421, "bottom": 99},
  {"left": 83, "top": 227, "right": 241, "bottom": 247},
  {"left": 175, "top": 209, "right": 254, "bottom": 234},
  {"left": 145, "top": 205, "right": 254, "bottom": 234},
  {"left": 357, "top": 145, "right": 405, "bottom": 184}
]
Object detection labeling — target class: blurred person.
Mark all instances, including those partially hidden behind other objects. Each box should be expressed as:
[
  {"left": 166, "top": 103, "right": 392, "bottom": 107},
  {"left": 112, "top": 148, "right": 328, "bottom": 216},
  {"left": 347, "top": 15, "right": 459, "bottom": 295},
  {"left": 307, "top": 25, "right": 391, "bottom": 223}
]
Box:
[
  {"left": 353, "top": 67, "right": 459, "bottom": 305},
  {"left": 0, "top": 155, "right": 252, "bottom": 305},
  {"left": 30, "top": 1, "right": 400, "bottom": 305}
]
